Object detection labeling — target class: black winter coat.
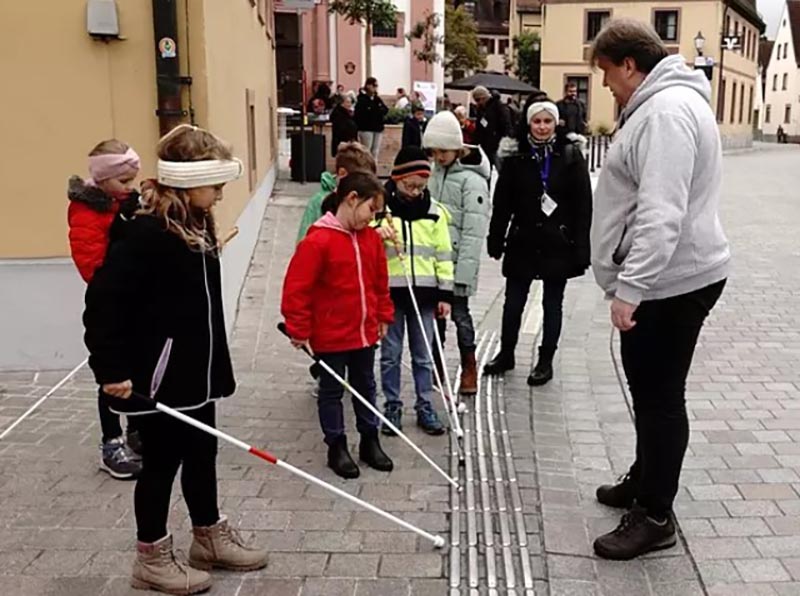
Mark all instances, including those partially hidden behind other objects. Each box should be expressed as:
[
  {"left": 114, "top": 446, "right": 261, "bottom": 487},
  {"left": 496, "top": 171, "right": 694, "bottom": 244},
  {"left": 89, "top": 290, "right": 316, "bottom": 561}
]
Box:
[
  {"left": 488, "top": 135, "right": 593, "bottom": 280},
  {"left": 474, "top": 95, "right": 514, "bottom": 165},
  {"left": 330, "top": 105, "right": 358, "bottom": 157},
  {"left": 401, "top": 116, "right": 426, "bottom": 148},
  {"left": 354, "top": 92, "right": 389, "bottom": 133},
  {"left": 83, "top": 215, "right": 235, "bottom": 415}
]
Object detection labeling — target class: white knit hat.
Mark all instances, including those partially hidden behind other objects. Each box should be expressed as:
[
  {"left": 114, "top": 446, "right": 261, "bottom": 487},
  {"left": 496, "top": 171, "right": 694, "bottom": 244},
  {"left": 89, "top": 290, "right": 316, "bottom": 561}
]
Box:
[
  {"left": 526, "top": 101, "right": 559, "bottom": 125},
  {"left": 422, "top": 111, "right": 464, "bottom": 150}
]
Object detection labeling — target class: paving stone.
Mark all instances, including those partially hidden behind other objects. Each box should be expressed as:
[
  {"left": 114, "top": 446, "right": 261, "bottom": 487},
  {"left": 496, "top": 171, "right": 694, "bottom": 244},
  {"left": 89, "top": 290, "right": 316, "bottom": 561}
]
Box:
[
  {"left": 325, "top": 554, "right": 380, "bottom": 578},
  {"left": 733, "top": 559, "right": 792, "bottom": 583},
  {"left": 378, "top": 554, "right": 443, "bottom": 578},
  {"left": 738, "top": 484, "right": 799, "bottom": 500},
  {"left": 239, "top": 578, "right": 303, "bottom": 596},
  {"left": 686, "top": 537, "right": 760, "bottom": 560},
  {"left": 710, "top": 517, "right": 774, "bottom": 537},
  {"left": 755, "top": 537, "right": 800, "bottom": 558}
]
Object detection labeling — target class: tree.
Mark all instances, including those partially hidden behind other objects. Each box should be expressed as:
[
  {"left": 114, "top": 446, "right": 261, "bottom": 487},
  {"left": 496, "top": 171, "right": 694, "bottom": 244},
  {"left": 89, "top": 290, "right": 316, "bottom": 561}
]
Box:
[
  {"left": 444, "top": 4, "right": 487, "bottom": 78},
  {"left": 507, "top": 31, "right": 541, "bottom": 88},
  {"left": 406, "top": 11, "right": 444, "bottom": 79},
  {"left": 329, "top": 0, "right": 397, "bottom": 79}
]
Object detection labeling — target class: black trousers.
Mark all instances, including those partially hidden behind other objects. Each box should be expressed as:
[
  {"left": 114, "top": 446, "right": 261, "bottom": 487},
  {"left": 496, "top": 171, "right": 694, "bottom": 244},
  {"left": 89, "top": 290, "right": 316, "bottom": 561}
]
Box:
[
  {"left": 134, "top": 403, "right": 219, "bottom": 543},
  {"left": 622, "top": 280, "right": 726, "bottom": 518},
  {"left": 98, "top": 389, "right": 138, "bottom": 443},
  {"left": 501, "top": 277, "right": 568, "bottom": 353}
]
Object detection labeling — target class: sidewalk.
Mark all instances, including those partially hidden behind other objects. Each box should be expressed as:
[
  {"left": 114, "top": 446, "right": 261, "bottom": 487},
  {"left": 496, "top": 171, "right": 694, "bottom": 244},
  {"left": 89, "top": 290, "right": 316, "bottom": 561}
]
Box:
[{"left": 0, "top": 145, "right": 799, "bottom": 595}]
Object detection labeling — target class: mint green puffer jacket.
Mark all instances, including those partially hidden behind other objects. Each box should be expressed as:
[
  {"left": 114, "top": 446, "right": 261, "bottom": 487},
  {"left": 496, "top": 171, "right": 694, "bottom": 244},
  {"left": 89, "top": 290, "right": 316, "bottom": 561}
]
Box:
[{"left": 428, "top": 147, "right": 491, "bottom": 297}]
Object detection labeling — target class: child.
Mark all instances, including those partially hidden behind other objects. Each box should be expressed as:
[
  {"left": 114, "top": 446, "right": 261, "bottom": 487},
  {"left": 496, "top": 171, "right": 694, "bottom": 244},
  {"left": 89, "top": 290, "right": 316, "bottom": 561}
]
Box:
[
  {"left": 282, "top": 172, "right": 395, "bottom": 480},
  {"left": 83, "top": 125, "right": 267, "bottom": 594},
  {"left": 67, "top": 139, "right": 143, "bottom": 480},
  {"left": 296, "top": 141, "right": 377, "bottom": 243},
  {"left": 377, "top": 147, "right": 454, "bottom": 436},
  {"left": 422, "top": 111, "right": 491, "bottom": 395}
]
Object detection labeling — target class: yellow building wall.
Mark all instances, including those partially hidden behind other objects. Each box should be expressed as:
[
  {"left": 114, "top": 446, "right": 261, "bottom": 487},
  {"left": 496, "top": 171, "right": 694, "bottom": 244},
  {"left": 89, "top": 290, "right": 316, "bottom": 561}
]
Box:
[
  {"left": 197, "top": 0, "right": 277, "bottom": 238},
  {"left": 0, "top": 0, "right": 277, "bottom": 259},
  {"left": 540, "top": 1, "right": 758, "bottom": 138},
  {"left": 0, "top": 0, "right": 161, "bottom": 259}
]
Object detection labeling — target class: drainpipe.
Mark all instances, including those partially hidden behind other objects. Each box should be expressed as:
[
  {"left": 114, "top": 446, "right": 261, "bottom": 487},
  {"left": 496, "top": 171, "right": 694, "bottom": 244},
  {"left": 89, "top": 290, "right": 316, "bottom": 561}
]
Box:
[
  {"left": 717, "top": 0, "right": 730, "bottom": 122},
  {"left": 152, "top": 0, "right": 191, "bottom": 135}
]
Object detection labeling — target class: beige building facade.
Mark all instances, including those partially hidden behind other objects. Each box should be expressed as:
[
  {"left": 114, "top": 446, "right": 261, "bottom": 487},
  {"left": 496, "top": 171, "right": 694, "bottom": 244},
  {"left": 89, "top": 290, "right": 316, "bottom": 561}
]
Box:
[
  {"left": 539, "top": 0, "right": 764, "bottom": 147},
  {"left": 0, "top": 0, "right": 279, "bottom": 369}
]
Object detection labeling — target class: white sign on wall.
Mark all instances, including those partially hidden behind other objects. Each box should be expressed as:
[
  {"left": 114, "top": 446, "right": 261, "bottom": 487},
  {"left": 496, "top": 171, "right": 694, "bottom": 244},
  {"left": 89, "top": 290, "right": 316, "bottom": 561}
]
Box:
[{"left": 413, "top": 81, "right": 438, "bottom": 113}]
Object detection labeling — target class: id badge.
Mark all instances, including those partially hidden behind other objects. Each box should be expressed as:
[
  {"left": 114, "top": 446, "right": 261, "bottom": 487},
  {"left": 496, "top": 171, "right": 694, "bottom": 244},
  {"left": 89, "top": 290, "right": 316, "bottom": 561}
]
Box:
[
  {"left": 541, "top": 193, "right": 558, "bottom": 217},
  {"left": 480, "top": 117, "right": 488, "bottom": 128}
]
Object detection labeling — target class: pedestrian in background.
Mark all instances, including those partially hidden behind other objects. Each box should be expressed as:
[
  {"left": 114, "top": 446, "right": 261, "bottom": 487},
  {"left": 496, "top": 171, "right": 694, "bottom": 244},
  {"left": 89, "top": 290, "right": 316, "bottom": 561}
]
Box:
[
  {"left": 589, "top": 18, "right": 729, "bottom": 561},
  {"left": 402, "top": 103, "right": 427, "bottom": 148},
  {"left": 472, "top": 85, "right": 514, "bottom": 169},
  {"left": 330, "top": 94, "right": 358, "bottom": 157},
  {"left": 355, "top": 77, "right": 389, "bottom": 160}
]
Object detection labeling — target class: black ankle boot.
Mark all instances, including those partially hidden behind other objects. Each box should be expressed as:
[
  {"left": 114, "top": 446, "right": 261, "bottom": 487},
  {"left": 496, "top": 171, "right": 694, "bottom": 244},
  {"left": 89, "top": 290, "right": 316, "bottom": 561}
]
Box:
[
  {"left": 527, "top": 346, "right": 556, "bottom": 386},
  {"left": 327, "top": 437, "right": 360, "bottom": 479},
  {"left": 483, "top": 351, "right": 515, "bottom": 376},
  {"left": 596, "top": 472, "right": 639, "bottom": 509},
  {"left": 359, "top": 432, "right": 394, "bottom": 472}
]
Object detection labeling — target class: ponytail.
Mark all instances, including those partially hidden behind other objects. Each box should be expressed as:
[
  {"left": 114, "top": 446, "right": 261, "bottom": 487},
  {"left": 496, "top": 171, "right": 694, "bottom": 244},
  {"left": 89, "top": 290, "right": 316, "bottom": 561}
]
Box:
[{"left": 321, "top": 172, "right": 385, "bottom": 214}]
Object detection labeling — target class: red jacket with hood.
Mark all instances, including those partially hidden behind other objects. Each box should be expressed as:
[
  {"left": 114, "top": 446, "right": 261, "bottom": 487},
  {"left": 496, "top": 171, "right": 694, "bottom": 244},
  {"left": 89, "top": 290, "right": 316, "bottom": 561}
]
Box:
[{"left": 281, "top": 212, "right": 394, "bottom": 354}]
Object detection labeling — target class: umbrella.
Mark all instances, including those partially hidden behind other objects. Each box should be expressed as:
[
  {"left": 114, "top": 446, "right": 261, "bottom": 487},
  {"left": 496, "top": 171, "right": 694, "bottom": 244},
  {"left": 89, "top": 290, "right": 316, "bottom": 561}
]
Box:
[{"left": 445, "top": 71, "right": 539, "bottom": 95}]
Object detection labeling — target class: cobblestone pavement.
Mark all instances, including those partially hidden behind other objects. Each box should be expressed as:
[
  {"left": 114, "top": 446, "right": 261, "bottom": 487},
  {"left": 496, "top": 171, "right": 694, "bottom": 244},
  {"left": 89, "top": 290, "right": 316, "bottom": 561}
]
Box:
[{"left": 0, "top": 144, "right": 798, "bottom": 595}]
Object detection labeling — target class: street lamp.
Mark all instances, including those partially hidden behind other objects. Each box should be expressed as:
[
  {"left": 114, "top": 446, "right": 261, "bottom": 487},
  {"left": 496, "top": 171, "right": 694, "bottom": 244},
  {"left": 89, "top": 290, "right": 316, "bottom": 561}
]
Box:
[{"left": 694, "top": 31, "right": 706, "bottom": 55}]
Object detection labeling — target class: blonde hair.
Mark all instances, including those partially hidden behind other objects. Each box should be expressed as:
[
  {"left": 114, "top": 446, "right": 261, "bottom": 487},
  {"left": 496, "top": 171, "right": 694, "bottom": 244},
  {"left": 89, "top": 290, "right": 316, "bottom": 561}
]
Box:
[
  {"left": 89, "top": 139, "right": 130, "bottom": 156},
  {"left": 140, "top": 124, "right": 233, "bottom": 252}
]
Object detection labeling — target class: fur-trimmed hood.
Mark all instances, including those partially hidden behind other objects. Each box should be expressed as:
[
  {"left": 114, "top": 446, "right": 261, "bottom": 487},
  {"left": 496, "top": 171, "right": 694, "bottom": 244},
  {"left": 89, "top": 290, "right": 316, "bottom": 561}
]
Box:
[{"left": 67, "top": 176, "right": 114, "bottom": 213}]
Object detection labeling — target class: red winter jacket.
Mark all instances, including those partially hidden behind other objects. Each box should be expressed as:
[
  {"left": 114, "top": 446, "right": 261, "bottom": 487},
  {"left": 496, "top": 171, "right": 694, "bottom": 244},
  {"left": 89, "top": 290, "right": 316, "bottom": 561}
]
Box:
[
  {"left": 281, "top": 212, "right": 394, "bottom": 354},
  {"left": 67, "top": 177, "right": 119, "bottom": 283}
]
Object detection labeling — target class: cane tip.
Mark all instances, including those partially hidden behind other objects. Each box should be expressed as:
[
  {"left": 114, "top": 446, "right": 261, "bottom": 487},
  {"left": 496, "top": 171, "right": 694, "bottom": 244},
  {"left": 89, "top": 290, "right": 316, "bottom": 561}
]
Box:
[
  {"left": 455, "top": 429, "right": 464, "bottom": 438},
  {"left": 457, "top": 403, "right": 467, "bottom": 414},
  {"left": 433, "top": 535, "right": 446, "bottom": 549},
  {"left": 458, "top": 457, "right": 466, "bottom": 468}
]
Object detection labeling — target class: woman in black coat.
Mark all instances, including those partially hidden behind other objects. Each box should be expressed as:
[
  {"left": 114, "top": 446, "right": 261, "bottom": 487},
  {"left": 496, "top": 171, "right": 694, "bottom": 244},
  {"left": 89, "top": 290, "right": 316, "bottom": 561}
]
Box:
[
  {"left": 330, "top": 94, "right": 358, "bottom": 157},
  {"left": 484, "top": 100, "right": 592, "bottom": 386}
]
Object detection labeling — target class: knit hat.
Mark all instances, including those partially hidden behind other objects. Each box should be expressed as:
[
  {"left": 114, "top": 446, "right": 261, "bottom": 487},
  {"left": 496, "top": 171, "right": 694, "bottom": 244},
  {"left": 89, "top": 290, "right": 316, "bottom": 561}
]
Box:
[
  {"left": 527, "top": 101, "right": 559, "bottom": 124},
  {"left": 422, "top": 111, "right": 464, "bottom": 151},
  {"left": 472, "top": 86, "right": 490, "bottom": 100},
  {"left": 391, "top": 146, "right": 431, "bottom": 180}
]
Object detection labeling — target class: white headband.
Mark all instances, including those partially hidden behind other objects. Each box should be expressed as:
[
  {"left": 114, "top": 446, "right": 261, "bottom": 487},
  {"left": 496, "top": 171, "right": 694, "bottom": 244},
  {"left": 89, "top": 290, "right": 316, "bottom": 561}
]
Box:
[
  {"left": 157, "top": 158, "right": 244, "bottom": 189},
  {"left": 527, "top": 101, "right": 560, "bottom": 125}
]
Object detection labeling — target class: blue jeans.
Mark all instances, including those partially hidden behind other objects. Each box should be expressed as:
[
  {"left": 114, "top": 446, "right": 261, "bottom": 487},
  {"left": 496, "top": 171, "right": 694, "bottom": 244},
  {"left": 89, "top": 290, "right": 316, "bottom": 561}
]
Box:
[
  {"left": 317, "top": 347, "right": 379, "bottom": 445},
  {"left": 381, "top": 301, "right": 436, "bottom": 411}
]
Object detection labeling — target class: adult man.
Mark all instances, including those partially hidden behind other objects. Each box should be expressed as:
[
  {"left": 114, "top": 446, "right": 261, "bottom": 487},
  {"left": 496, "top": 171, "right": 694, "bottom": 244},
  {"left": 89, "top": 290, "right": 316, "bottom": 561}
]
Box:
[
  {"left": 556, "top": 82, "right": 588, "bottom": 134},
  {"left": 355, "top": 77, "right": 389, "bottom": 160},
  {"left": 590, "top": 18, "right": 729, "bottom": 560},
  {"left": 471, "top": 85, "right": 513, "bottom": 168}
]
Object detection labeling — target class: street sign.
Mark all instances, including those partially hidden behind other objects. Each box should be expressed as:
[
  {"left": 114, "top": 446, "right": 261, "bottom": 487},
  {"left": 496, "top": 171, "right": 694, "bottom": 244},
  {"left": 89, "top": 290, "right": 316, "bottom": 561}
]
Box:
[
  {"left": 694, "top": 56, "right": 715, "bottom": 67},
  {"left": 722, "top": 36, "right": 741, "bottom": 51},
  {"left": 275, "top": 0, "right": 316, "bottom": 10}
]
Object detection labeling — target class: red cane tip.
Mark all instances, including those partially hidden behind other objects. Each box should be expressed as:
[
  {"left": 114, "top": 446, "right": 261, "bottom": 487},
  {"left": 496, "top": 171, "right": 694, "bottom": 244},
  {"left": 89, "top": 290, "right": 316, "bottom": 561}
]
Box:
[{"left": 249, "top": 446, "right": 278, "bottom": 464}]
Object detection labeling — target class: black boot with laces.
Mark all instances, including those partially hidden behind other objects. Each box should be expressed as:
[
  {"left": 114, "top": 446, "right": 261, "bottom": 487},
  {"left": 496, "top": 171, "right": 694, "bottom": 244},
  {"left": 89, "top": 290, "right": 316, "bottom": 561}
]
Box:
[{"left": 596, "top": 472, "right": 639, "bottom": 509}]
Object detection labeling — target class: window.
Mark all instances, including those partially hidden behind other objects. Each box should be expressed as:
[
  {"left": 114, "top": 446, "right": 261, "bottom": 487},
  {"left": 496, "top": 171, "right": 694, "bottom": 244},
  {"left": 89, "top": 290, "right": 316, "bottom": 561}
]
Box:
[
  {"left": 785, "top": 44, "right": 789, "bottom": 59},
  {"left": 479, "top": 37, "right": 496, "bottom": 54},
  {"left": 731, "top": 81, "right": 737, "bottom": 124},
  {"left": 566, "top": 75, "right": 590, "bottom": 116},
  {"left": 718, "top": 78, "right": 726, "bottom": 122},
  {"left": 748, "top": 86, "right": 754, "bottom": 125},
  {"left": 653, "top": 10, "right": 679, "bottom": 42},
  {"left": 586, "top": 11, "right": 610, "bottom": 42},
  {"left": 765, "top": 104, "right": 771, "bottom": 123},
  {"left": 498, "top": 39, "right": 510, "bottom": 56},
  {"left": 786, "top": 104, "right": 792, "bottom": 124},
  {"left": 373, "top": 21, "right": 398, "bottom": 38},
  {"left": 773, "top": 74, "right": 778, "bottom": 91},
  {"left": 784, "top": 74, "right": 789, "bottom": 90},
  {"left": 739, "top": 84, "right": 744, "bottom": 123},
  {"left": 725, "top": 15, "right": 731, "bottom": 35}
]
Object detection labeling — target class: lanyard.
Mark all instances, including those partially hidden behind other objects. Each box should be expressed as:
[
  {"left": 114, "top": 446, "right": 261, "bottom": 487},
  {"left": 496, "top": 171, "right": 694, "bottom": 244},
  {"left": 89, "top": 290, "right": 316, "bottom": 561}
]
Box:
[{"left": 540, "top": 153, "right": 552, "bottom": 193}]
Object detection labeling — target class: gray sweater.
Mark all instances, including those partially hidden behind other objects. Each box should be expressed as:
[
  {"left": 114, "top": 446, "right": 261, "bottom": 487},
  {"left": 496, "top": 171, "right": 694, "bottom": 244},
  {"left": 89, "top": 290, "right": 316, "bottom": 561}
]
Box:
[{"left": 591, "top": 55, "right": 730, "bottom": 305}]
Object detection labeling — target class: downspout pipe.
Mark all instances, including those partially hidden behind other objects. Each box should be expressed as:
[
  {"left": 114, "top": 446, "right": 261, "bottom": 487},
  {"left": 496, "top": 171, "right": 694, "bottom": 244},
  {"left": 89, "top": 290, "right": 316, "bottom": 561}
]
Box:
[{"left": 152, "top": 0, "right": 189, "bottom": 135}]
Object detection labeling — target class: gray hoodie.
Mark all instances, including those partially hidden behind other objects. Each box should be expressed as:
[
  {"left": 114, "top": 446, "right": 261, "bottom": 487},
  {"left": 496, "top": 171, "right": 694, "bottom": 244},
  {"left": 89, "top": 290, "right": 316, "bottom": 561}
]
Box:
[{"left": 591, "top": 54, "right": 730, "bottom": 305}]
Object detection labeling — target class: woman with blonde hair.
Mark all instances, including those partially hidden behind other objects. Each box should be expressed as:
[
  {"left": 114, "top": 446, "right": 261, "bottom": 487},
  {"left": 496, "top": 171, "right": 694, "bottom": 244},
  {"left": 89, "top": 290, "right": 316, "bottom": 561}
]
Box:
[{"left": 83, "top": 124, "right": 267, "bottom": 594}]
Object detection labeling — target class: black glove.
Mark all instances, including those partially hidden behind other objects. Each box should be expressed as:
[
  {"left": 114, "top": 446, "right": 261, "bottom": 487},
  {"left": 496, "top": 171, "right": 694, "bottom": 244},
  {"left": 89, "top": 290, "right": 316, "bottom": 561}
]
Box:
[{"left": 487, "top": 237, "right": 504, "bottom": 260}]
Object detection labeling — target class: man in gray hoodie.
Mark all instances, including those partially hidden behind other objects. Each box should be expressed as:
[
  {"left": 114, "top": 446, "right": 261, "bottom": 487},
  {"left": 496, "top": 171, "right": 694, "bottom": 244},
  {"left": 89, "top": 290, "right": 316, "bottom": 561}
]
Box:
[{"left": 589, "top": 19, "right": 729, "bottom": 560}]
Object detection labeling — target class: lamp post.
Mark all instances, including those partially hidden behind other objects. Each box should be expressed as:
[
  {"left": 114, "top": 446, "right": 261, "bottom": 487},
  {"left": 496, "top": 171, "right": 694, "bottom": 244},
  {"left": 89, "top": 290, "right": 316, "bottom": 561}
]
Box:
[
  {"left": 693, "top": 30, "right": 713, "bottom": 82},
  {"left": 694, "top": 31, "right": 706, "bottom": 56},
  {"left": 532, "top": 37, "right": 541, "bottom": 89}
]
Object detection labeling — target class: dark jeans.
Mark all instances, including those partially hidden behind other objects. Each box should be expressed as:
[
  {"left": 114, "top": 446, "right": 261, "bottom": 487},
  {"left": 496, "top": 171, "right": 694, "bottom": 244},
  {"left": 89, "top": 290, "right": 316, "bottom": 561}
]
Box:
[
  {"left": 436, "top": 296, "right": 477, "bottom": 355},
  {"left": 134, "top": 403, "right": 219, "bottom": 543},
  {"left": 318, "top": 347, "right": 379, "bottom": 445},
  {"left": 622, "top": 280, "right": 726, "bottom": 518},
  {"left": 501, "top": 277, "right": 567, "bottom": 353},
  {"left": 98, "top": 389, "right": 138, "bottom": 443}
]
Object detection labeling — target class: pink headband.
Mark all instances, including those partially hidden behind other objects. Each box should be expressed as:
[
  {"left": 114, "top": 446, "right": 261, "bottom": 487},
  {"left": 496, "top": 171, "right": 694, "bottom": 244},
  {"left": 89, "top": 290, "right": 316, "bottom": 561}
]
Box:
[{"left": 88, "top": 147, "right": 141, "bottom": 182}]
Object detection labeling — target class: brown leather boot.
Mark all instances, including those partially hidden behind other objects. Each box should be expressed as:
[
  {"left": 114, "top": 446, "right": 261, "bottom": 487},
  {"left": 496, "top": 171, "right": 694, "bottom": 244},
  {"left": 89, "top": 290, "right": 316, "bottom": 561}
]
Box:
[
  {"left": 188, "top": 516, "right": 268, "bottom": 572},
  {"left": 459, "top": 351, "right": 478, "bottom": 395},
  {"left": 131, "top": 534, "right": 212, "bottom": 595}
]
